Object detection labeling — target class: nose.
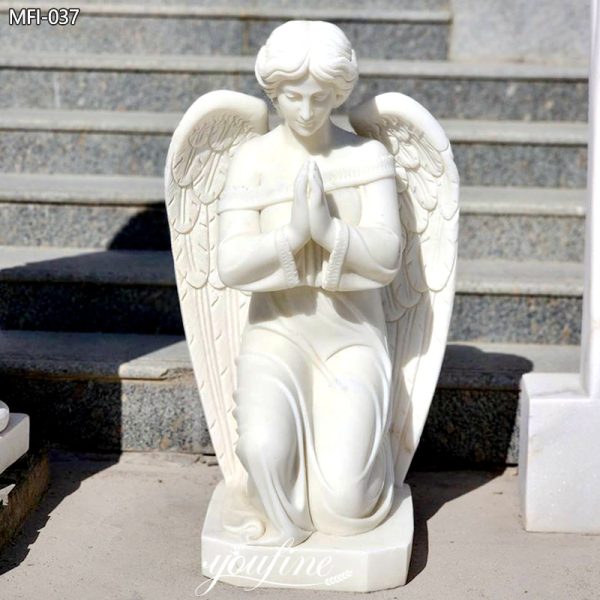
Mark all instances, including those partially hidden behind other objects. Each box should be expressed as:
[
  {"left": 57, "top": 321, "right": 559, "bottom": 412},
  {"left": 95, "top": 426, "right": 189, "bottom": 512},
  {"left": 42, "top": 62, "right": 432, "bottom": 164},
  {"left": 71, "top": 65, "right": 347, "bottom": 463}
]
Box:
[{"left": 299, "top": 98, "right": 313, "bottom": 121}]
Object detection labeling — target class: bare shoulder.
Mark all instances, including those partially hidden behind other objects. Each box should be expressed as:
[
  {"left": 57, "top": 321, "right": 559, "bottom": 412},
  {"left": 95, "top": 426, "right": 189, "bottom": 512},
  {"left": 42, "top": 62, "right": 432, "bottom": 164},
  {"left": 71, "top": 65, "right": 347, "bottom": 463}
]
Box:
[
  {"left": 331, "top": 127, "right": 391, "bottom": 161},
  {"left": 227, "top": 131, "right": 276, "bottom": 186}
]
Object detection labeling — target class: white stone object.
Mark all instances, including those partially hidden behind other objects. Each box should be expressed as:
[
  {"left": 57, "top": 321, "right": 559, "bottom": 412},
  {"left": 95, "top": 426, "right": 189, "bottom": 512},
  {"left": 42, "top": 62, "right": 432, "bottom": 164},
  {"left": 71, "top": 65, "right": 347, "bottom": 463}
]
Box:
[
  {"left": 0, "top": 413, "right": 30, "bottom": 477},
  {"left": 201, "top": 481, "right": 413, "bottom": 592},
  {"left": 0, "top": 401, "right": 9, "bottom": 432},
  {"left": 519, "top": 0, "right": 600, "bottom": 532},
  {"left": 165, "top": 20, "right": 459, "bottom": 591}
]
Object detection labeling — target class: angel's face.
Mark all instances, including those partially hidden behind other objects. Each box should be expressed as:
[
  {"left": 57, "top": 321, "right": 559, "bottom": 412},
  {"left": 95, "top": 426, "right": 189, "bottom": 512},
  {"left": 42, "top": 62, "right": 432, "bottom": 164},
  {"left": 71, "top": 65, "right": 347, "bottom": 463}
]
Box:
[{"left": 276, "top": 73, "right": 337, "bottom": 138}]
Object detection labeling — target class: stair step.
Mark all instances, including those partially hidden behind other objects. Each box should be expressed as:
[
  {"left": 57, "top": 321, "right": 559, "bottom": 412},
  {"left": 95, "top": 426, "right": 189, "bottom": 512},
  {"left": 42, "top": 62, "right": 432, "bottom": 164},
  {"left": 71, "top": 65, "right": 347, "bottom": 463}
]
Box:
[
  {"left": 460, "top": 187, "right": 585, "bottom": 262},
  {"left": 0, "top": 174, "right": 586, "bottom": 215},
  {"left": 0, "top": 247, "right": 584, "bottom": 295},
  {"left": 0, "top": 175, "right": 585, "bottom": 259},
  {"left": 0, "top": 53, "right": 588, "bottom": 120},
  {"left": 0, "top": 110, "right": 588, "bottom": 187},
  {"left": 0, "top": 173, "right": 169, "bottom": 250},
  {"left": 0, "top": 2, "right": 452, "bottom": 21},
  {"left": 0, "top": 245, "right": 583, "bottom": 343},
  {"left": 2, "top": 108, "right": 587, "bottom": 143},
  {"left": 0, "top": 328, "right": 580, "bottom": 463},
  {"left": 0, "top": 5, "right": 449, "bottom": 60},
  {"left": 0, "top": 172, "right": 163, "bottom": 205}
]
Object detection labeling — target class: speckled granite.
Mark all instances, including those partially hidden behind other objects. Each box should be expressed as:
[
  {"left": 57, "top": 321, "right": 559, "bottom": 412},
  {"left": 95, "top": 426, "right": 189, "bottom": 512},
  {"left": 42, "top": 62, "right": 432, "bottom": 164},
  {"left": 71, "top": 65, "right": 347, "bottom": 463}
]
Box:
[
  {"left": 0, "top": 131, "right": 587, "bottom": 188},
  {"left": 450, "top": 294, "right": 582, "bottom": 345},
  {"left": 48, "top": 0, "right": 447, "bottom": 7},
  {"left": 0, "top": 70, "right": 588, "bottom": 121},
  {"left": 351, "top": 78, "right": 588, "bottom": 122},
  {"left": 1, "top": 370, "right": 521, "bottom": 463},
  {"left": 0, "top": 17, "right": 245, "bottom": 56},
  {"left": 459, "top": 214, "right": 585, "bottom": 262},
  {"left": 2, "top": 376, "right": 210, "bottom": 452},
  {"left": 0, "top": 335, "right": 575, "bottom": 463},
  {"left": 0, "top": 17, "right": 448, "bottom": 60},
  {"left": 247, "top": 20, "right": 448, "bottom": 60},
  {"left": 0, "top": 278, "right": 580, "bottom": 343},
  {"left": 414, "top": 388, "right": 520, "bottom": 467},
  {"left": 0, "top": 202, "right": 585, "bottom": 260},
  {"left": 0, "top": 132, "right": 170, "bottom": 177},
  {"left": 0, "top": 282, "right": 182, "bottom": 334},
  {"left": 0, "top": 203, "right": 170, "bottom": 250},
  {"left": 452, "top": 142, "right": 587, "bottom": 188}
]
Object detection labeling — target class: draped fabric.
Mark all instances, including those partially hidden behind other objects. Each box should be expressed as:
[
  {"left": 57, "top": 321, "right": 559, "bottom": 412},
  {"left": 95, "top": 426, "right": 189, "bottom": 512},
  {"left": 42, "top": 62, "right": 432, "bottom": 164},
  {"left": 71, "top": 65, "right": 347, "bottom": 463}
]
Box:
[{"left": 219, "top": 157, "right": 397, "bottom": 546}]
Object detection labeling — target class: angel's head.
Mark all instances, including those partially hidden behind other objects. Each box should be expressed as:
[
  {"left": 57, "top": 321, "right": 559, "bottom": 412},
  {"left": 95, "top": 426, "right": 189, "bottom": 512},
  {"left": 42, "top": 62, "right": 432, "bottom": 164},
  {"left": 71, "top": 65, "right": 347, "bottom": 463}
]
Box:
[{"left": 255, "top": 20, "right": 358, "bottom": 137}]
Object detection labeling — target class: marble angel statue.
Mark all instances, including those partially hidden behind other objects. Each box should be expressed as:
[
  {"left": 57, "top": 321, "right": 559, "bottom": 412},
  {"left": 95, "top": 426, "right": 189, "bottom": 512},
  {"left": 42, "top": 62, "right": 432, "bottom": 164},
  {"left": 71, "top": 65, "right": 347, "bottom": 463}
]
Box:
[{"left": 165, "top": 19, "right": 458, "bottom": 586}]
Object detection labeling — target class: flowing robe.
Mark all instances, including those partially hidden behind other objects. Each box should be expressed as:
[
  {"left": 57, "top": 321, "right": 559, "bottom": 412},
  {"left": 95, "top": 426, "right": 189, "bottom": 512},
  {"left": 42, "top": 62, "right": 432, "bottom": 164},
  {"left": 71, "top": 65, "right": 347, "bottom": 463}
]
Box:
[{"left": 216, "top": 152, "right": 402, "bottom": 546}]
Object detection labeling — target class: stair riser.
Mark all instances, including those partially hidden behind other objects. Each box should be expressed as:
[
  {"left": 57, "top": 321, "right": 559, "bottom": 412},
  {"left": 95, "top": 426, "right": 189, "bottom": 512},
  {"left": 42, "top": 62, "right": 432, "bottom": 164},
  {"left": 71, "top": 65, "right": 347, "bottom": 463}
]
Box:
[
  {"left": 1, "top": 372, "right": 519, "bottom": 465},
  {"left": 0, "top": 17, "right": 448, "bottom": 60},
  {"left": 0, "top": 203, "right": 170, "bottom": 250},
  {"left": 458, "top": 214, "right": 584, "bottom": 262},
  {"left": 449, "top": 294, "right": 581, "bottom": 345},
  {"left": 0, "top": 70, "right": 588, "bottom": 121},
  {"left": 2, "top": 375, "right": 211, "bottom": 453},
  {"left": 0, "top": 203, "right": 585, "bottom": 262},
  {"left": 1, "top": 131, "right": 587, "bottom": 188},
  {"left": 0, "top": 281, "right": 581, "bottom": 343}
]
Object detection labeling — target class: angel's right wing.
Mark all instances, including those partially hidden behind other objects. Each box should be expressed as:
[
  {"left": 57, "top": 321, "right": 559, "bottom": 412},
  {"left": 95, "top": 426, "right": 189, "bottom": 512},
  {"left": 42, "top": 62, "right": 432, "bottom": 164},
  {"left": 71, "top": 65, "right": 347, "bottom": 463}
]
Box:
[
  {"left": 165, "top": 91, "right": 269, "bottom": 487},
  {"left": 351, "top": 93, "right": 459, "bottom": 484}
]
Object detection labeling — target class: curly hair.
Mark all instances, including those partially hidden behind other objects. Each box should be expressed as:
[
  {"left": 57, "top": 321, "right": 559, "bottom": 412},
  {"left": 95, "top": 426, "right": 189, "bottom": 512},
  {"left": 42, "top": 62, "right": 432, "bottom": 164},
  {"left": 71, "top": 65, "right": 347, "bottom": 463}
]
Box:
[{"left": 255, "top": 20, "right": 358, "bottom": 107}]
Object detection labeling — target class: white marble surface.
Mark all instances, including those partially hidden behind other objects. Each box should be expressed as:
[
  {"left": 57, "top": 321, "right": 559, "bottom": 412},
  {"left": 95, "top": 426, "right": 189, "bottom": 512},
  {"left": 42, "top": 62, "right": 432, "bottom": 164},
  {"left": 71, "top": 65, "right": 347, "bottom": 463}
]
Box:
[
  {"left": 164, "top": 20, "right": 457, "bottom": 589},
  {"left": 0, "top": 401, "right": 9, "bottom": 433},
  {"left": 519, "top": 374, "right": 600, "bottom": 532},
  {"left": 582, "top": 0, "right": 600, "bottom": 399},
  {"left": 201, "top": 480, "right": 413, "bottom": 592},
  {"left": 519, "top": 0, "right": 600, "bottom": 533},
  {"left": 0, "top": 413, "right": 29, "bottom": 477}
]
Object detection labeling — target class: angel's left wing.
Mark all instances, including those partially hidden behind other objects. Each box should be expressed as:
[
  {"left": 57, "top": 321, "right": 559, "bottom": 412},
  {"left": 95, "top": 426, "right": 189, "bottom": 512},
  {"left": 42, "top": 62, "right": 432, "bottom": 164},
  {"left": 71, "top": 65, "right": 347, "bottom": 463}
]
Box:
[{"left": 350, "top": 93, "right": 459, "bottom": 483}]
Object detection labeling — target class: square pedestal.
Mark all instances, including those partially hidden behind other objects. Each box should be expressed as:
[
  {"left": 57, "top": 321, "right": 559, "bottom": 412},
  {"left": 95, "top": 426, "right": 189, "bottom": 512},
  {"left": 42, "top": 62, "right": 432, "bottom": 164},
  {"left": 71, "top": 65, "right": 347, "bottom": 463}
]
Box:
[
  {"left": 200, "top": 481, "right": 413, "bottom": 592},
  {"left": 519, "top": 372, "right": 600, "bottom": 532},
  {"left": 0, "top": 414, "right": 29, "bottom": 477}
]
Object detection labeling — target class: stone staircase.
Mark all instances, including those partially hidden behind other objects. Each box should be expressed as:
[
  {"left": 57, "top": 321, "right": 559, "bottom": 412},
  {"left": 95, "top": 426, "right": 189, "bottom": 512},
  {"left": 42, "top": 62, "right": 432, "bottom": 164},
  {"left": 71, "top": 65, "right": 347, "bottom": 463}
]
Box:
[{"left": 0, "top": 1, "right": 585, "bottom": 467}]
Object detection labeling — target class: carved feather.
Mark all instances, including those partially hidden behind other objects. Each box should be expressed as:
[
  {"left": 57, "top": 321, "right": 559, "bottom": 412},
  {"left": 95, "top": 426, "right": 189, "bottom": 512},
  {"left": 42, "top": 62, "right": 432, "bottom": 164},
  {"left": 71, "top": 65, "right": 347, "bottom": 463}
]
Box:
[{"left": 165, "top": 91, "right": 269, "bottom": 486}]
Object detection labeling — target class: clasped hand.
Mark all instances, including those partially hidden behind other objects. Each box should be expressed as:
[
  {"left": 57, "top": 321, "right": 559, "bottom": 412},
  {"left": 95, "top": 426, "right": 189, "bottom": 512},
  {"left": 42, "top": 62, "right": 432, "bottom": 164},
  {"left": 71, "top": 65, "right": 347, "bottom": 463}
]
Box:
[{"left": 288, "top": 160, "right": 335, "bottom": 251}]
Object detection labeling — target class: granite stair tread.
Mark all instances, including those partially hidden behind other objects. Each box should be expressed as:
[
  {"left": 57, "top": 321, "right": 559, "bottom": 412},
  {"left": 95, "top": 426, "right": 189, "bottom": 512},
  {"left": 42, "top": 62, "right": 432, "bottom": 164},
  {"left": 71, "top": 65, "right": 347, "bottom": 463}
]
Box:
[
  {"left": 0, "top": 328, "right": 580, "bottom": 388},
  {"left": 0, "top": 173, "right": 586, "bottom": 216},
  {"left": 0, "top": 107, "right": 588, "bottom": 145},
  {"left": 0, "top": 244, "right": 584, "bottom": 295},
  {"left": 0, "top": 173, "right": 164, "bottom": 205},
  {"left": 0, "top": 2, "right": 452, "bottom": 22},
  {"left": 0, "top": 52, "right": 587, "bottom": 80}
]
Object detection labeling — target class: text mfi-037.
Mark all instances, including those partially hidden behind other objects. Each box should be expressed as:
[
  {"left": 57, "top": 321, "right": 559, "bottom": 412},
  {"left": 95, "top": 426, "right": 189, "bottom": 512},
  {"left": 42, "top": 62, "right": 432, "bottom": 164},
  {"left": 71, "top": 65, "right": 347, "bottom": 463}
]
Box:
[{"left": 8, "top": 7, "right": 80, "bottom": 26}]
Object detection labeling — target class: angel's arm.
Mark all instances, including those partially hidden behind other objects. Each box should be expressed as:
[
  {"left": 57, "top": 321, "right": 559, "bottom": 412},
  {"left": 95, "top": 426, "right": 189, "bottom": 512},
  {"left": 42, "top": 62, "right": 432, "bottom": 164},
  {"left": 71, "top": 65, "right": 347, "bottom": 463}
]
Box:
[
  {"left": 218, "top": 209, "right": 305, "bottom": 291},
  {"left": 314, "top": 153, "right": 403, "bottom": 291},
  {"left": 217, "top": 145, "right": 303, "bottom": 292}
]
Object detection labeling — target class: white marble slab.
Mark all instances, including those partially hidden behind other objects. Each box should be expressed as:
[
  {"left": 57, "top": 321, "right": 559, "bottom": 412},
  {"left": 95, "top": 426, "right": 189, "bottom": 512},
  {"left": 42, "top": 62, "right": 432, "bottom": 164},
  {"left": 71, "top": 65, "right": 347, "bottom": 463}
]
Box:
[
  {"left": 0, "top": 401, "right": 8, "bottom": 432},
  {"left": 200, "top": 481, "right": 413, "bottom": 593},
  {"left": 519, "top": 373, "right": 600, "bottom": 532},
  {"left": 519, "top": 0, "right": 600, "bottom": 534}
]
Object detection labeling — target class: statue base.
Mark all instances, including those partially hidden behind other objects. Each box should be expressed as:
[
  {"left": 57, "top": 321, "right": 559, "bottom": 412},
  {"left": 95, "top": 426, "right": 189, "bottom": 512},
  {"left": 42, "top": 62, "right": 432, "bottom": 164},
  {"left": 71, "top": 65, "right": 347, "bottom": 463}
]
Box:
[
  {"left": 519, "top": 372, "right": 600, "bottom": 532},
  {"left": 200, "top": 481, "right": 413, "bottom": 592}
]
